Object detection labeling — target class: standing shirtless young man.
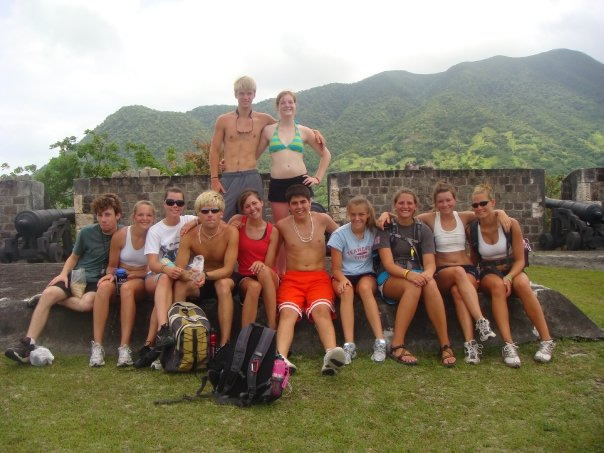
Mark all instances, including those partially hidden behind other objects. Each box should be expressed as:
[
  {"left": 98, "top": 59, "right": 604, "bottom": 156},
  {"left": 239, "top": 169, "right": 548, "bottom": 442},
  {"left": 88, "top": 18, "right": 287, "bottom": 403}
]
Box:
[
  {"left": 275, "top": 184, "right": 346, "bottom": 376},
  {"left": 209, "top": 76, "right": 324, "bottom": 221}
]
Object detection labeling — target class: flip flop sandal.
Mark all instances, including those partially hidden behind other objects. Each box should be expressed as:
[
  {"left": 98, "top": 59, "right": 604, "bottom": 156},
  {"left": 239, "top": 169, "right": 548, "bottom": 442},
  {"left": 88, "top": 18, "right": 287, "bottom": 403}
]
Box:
[
  {"left": 389, "top": 344, "right": 418, "bottom": 366},
  {"left": 440, "top": 344, "right": 456, "bottom": 368}
]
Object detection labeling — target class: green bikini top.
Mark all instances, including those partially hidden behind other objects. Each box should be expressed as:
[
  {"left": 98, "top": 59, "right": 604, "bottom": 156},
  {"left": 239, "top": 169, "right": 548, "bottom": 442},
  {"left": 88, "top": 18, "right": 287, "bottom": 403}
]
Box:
[{"left": 269, "top": 123, "right": 305, "bottom": 153}]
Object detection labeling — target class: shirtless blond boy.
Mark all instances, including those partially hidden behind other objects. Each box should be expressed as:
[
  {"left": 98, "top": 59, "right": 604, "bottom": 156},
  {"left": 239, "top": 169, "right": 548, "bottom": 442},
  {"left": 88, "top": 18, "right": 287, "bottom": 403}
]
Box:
[
  {"left": 209, "top": 76, "right": 276, "bottom": 220},
  {"left": 275, "top": 184, "right": 346, "bottom": 376},
  {"left": 173, "top": 191, "right": 238, "bottom": 347}
]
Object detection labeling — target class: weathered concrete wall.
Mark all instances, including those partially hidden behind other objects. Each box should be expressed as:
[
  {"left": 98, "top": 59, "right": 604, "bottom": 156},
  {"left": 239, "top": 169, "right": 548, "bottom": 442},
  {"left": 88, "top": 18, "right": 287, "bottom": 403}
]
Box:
[
  {"left": 0, "top": 177, "right": 44, "bottom": 248},
  {"left": 74, "top": 168, "right": 546, "bottom": 245},
  {"left": 561, "top": 167, "right": 604, "bottom": 204}
]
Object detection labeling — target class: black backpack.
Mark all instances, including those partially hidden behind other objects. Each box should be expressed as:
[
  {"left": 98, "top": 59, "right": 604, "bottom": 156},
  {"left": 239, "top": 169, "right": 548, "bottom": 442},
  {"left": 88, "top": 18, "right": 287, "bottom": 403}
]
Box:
[
  {"left": 373, "top": 218, "right": 424, "bottom": 272},
  {"left": 154, "top": 323, "right": 288, "bottom": 407},
  {"left": 207, "top": 323, "right": 287, "bottom": 407}
]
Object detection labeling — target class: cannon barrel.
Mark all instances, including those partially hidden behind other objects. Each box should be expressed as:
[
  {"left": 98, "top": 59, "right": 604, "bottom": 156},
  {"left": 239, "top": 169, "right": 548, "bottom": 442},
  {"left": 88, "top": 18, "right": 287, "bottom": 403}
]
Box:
[
  {"left": 15, "top": 209, "right": 75, "bottom": 237},
  {"left": 545, "top": 198, "right": 603, "bottom": 224}
]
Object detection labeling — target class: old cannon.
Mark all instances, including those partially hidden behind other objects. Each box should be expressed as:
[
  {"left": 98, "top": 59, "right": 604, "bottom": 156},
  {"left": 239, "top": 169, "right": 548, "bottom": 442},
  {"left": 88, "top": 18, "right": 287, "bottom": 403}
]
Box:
[
  {"left": 0, "top": 208, "right": 75, "bottom": 263},
  {"left": 539, "top": 198, "right": 604, "bottom": 250}
]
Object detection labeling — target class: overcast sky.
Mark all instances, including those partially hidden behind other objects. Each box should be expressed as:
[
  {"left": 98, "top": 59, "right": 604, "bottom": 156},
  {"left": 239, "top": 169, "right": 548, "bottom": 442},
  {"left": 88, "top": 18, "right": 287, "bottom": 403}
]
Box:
[{"left": 1, "top": 0, "right": 602, "bottom": 170}]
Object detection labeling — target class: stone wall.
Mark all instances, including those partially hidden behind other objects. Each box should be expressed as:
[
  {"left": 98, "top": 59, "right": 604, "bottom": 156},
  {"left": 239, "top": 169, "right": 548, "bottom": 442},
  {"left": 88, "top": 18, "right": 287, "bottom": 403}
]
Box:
[
  {"left": 0, "top": 177, "right": 44, "bottom": 248},
  {"left": 561, "top": 168, "right": 604, "bottom": 204},
  {"left": 327, "top": 168, "right": 546, "bottom": 244}
]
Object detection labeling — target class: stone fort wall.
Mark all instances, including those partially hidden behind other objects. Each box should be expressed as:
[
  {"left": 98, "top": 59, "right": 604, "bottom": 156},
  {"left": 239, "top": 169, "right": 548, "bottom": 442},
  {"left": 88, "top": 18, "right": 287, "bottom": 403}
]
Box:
[
  {"left": 561, "top": 168, "right": 604, "bottom": 204},
  {"left": 0, "top": 168, "right": 548, "bottom": 248},
  {"left": 70, "top": 168, "right": 546, "bottom": 245}
]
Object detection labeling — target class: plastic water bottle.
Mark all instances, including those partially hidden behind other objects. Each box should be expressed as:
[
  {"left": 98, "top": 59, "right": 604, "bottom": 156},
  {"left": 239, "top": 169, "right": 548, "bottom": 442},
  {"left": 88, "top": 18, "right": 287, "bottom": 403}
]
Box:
[
  {"left": 115, "top": 268, "right": 128, "bottom": 296},
  {"left": 209, "top": 329, "right": 217, "bottom": 358},
  {"left": 270, "top": 354, "right": 289, "bottom": 398}
]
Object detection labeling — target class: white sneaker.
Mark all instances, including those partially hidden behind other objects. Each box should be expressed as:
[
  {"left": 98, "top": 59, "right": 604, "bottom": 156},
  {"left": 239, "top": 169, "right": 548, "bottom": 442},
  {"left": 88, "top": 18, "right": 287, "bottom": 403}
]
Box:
[
  {"left": 502, "top": 342, "right": 521, "bottom": 368},
  {"left": 475, "top": 318, "right": 496, "bottom": 342},
  {"left": 117, "top": 345, "right": 133, "bottom": 367},
  {"left": 371, "top": 339, "right": 387, "bottom": 363},
  {"left": 321, "top": 347, "right": 346, "bottom": 376},
  {"left": 284, "top": 357, "right": 297, "bottom": 375},
  {"left": 89, "top": 341, "right": 105, "bottom": 367},
  {"left": 534, "top": 339, "right": 556, "bottom": 363},
  {"left": 463, "top": 340, "right": 483, "bottom": 364},
  {"left": 342, "top": 342, "right": 357, "bottom": 365},
  {"left": 150, "top": 358, "right": 163, "bottom": 370}
]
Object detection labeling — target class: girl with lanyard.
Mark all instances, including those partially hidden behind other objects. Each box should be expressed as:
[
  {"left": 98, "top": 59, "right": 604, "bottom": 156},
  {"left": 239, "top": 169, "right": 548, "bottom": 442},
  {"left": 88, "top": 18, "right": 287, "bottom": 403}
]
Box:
[{"left": 374, "top": 189, "right": 456, "bottom": 367}]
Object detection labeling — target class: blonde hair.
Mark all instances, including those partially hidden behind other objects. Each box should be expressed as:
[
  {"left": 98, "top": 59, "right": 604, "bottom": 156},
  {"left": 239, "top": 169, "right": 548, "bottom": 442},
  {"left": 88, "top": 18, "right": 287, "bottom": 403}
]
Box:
[
  {"left": 194, "top": 191, "right": 225, "bottom": 213},
  {"left": 234, "top": 76, "right": 256, "bottom": 95},
  {"left": 472, "top": 183, "right": 494, "bottom": 201},
  {"left": 132, "top": 200, "right": 156, "bottom": 217},
  {"left": 276, "top": 90, "right": 296, "bottom": 108},
  {"left": 347, "top": 196, "right": 376, "bottom": 229}
]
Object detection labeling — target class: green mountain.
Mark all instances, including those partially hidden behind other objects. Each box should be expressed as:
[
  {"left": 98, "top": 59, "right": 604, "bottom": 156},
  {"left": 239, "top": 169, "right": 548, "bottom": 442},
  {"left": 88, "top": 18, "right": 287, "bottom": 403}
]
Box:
[{"left": 93, "top": 49, "right": 604, "bottom": 175}]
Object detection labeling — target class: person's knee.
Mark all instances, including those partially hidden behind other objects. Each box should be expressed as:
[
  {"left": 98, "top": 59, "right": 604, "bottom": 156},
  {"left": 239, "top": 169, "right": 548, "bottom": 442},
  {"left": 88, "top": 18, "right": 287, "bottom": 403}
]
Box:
[
  {"left": 39, "top": 287, "right": 66, "bottom": 307},
  {"left": 311, "top": 305, "right": 332, "bottom": 320},
  {"left": 215, "top": 279, "right": 234, "bottom": 297}
]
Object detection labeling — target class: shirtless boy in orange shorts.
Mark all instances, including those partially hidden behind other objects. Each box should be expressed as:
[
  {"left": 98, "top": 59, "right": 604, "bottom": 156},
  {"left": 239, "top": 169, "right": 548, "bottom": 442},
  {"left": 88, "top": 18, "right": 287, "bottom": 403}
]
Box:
[{"left": 275, "top": 184, "right": 346, "bottom": 376}]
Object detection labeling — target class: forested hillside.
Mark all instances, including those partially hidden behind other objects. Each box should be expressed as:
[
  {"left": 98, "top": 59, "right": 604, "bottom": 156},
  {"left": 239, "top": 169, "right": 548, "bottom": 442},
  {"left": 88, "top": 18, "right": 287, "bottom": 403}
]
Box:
[{"left": 93, "top": 49, "right": 604, "bottom": 175}]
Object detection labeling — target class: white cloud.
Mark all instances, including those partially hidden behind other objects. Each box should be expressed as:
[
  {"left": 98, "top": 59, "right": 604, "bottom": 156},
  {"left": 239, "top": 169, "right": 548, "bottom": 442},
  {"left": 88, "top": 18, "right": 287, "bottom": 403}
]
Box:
[{"left": 0, "top": 0, "right": 602, "bottom": 169}]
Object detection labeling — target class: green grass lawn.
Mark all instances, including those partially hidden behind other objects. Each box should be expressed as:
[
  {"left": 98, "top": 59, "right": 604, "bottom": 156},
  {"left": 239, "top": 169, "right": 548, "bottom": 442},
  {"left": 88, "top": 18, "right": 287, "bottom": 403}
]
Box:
[{"left": 1, "top": 265, "right": 602, "bottom": 452}]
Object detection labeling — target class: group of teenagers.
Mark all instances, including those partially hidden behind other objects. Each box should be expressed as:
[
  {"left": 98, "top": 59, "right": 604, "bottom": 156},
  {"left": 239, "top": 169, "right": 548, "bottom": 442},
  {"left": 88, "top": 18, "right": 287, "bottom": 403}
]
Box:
[{"left": 4, "top": 75, "right": 555, "bottom": 373}]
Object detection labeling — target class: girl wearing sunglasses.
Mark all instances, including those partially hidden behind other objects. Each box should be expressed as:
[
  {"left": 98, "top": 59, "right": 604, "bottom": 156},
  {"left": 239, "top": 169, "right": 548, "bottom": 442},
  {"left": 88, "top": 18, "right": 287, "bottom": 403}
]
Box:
[
  {"left": 468, "top": 183, "right": 555, "bottom": 367},
  {"left": 134, "top": 187, "right": 198, "bottom": 368}
]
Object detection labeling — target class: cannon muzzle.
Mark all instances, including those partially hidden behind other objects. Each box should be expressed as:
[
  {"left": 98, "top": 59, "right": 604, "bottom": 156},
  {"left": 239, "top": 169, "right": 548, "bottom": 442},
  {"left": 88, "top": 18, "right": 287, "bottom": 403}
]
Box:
[{"left": 15, "top": 209, "right": 75, "bottom": 237}]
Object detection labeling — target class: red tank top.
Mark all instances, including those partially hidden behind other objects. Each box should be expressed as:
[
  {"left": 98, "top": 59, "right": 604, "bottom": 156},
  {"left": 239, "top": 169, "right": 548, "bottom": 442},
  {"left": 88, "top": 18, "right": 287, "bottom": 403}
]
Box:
[{"left": 238, "top": 216, "right": 274, "bottom": 276}]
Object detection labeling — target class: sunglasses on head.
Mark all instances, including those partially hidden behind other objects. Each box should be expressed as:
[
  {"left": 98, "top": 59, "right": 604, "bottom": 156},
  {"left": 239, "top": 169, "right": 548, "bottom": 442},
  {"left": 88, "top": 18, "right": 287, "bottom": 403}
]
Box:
[
  {"left": 200, "top": 208, "right": 221, "bottom": 214},
  {"left": 165, "top": 199, "right": 185, "bottom": 207},
  {"left": 471, "top": 200, "right": 490, "bottom": 209}
]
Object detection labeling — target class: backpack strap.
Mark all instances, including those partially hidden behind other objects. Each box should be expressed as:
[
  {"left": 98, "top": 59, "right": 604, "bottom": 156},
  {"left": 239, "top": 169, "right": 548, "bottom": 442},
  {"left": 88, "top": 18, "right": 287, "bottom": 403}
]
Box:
[
  {"left": 245, "top": 327, "right": 275, "bottom": 405},
  {"left": 222, "top": 324, "right": 254, "bottom": 394},
  {"left": 469, "top": 219, "right": 481, "bottom": 262}
]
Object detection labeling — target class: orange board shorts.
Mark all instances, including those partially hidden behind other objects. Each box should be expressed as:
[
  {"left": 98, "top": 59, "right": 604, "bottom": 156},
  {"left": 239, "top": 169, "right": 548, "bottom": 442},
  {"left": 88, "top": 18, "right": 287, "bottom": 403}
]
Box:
[{"left": 277, "top": 270, "right": 335, "bottom": 323}]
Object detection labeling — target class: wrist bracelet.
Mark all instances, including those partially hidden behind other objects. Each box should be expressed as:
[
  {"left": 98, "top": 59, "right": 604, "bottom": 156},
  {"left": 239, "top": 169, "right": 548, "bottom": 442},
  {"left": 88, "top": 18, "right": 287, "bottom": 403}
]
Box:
[
  {"left": 211, "top": 176, "right": 218, "bottom": 180},
  {"left": 403, "top": 269, "right": 410, "bottom": 279},
  {"left": 504, "top": 275, "right": 513, "bottom": 283}
]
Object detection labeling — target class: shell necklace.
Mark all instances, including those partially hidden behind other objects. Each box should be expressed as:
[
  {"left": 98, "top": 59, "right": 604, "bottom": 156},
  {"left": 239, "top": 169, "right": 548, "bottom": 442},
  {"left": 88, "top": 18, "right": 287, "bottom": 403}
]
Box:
[
  {"left": 292, "top": 212, "right": 314, "bottom": 243},
  {"left": 199, "top": 224, "right": 220, "bottom": 242}
]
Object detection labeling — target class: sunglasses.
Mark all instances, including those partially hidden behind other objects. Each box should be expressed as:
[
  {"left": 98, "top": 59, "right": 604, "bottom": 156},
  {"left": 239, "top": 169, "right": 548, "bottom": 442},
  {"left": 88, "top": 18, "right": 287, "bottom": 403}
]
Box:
[
  {"left": 471, "top": 200, "right": 490, "bottom": 209},
  {"left": 200, "top": 208, "right": 221, "bottom": 214},
  {"left": 165, "top": 199, "right": 185, "bottom": 207}
]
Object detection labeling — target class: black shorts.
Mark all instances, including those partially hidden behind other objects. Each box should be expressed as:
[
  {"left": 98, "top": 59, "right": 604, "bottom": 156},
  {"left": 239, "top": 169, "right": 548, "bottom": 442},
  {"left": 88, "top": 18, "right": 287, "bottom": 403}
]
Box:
[
  {"left": 479, "top": 265, "right": 526, "bottom": 280},
  {"left": 54, "top": 280, "right": 97, "bottom": 298},
  {"left": 198, "top": 278, "right": 235, "bottom": 303},
  {"left": 435, "top": 264, "right": 479, "bottom": 280},
  {"left": 268, "top": 175, "right": 314, "bottom": 202},
  {"left": 342, "top": 273, "right": 376, "bottom": 289}
]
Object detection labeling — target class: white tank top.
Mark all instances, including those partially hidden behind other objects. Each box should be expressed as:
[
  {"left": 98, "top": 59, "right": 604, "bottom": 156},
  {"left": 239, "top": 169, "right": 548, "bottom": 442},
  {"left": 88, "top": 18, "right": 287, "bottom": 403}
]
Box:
[
  {"left": 477, "top": 224, "right": 508, "bottom": 260},
  {"left": 119, "top": 226, "right": 147, "bottom": 267},
  {"left": 433, "top": 211, "right": 466, "bottom": 253}
]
